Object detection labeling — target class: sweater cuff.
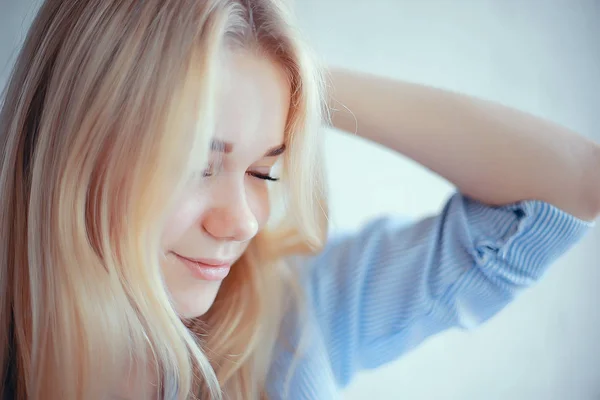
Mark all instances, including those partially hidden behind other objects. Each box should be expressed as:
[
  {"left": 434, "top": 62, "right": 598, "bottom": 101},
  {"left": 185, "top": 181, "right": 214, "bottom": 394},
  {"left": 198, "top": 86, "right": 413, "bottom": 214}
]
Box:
[{"left": 462, "top": 196, "right": 593, "bottom": 283}]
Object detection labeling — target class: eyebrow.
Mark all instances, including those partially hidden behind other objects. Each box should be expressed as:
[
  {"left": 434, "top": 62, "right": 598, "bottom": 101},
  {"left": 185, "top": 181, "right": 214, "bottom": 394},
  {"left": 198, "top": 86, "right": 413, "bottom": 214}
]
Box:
[
  {"left": 211, "top": 139, "right": 286, "bottom": 157},
  {"left": 264, "top": 143, "right": 286, "bottom": 157},
  {"left": 211, "top": 139, "right": 233, "bottom": 153}
]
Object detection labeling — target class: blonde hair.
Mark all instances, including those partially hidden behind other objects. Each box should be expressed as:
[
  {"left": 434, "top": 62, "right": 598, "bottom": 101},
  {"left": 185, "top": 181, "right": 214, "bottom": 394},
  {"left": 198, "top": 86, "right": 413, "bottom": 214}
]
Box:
[{"left": 0, "top": 0, "right": 328, "bottom": 399}]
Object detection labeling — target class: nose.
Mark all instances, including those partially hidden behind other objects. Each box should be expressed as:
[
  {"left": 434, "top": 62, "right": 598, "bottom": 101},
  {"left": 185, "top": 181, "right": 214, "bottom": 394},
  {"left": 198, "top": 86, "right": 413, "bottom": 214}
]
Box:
[{"left": 201, "top": 189, "right": 259, "bottom": 242}]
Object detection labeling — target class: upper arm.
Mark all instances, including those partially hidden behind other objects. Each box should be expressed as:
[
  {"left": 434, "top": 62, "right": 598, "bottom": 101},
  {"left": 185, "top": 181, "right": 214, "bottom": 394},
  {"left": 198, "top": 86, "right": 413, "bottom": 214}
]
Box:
[{"left": 299, "top": 193, "right": 592, "bottom": 387}]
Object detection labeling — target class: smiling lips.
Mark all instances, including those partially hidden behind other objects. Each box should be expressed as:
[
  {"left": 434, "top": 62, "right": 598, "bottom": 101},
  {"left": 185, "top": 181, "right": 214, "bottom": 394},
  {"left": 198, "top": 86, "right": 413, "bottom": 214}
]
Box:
[{"left": 173, "top": 252, "right": 233, "bottom": 281}]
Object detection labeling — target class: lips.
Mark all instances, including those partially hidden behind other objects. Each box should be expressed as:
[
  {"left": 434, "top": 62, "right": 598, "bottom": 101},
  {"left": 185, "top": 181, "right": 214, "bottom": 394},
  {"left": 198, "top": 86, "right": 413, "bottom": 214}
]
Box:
[
  {"left": 172, "top": 252, "right": 233, "bottom": 281},
  {"left": 177, "top": 255, "right": 232, "bottom": 267}
]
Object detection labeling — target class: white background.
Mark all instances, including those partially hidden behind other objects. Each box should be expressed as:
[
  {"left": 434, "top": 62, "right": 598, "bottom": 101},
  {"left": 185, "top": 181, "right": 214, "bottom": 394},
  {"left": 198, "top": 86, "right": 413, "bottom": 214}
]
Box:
[{"left": 2, "top": 1, "right": 599, "bottom": 399}]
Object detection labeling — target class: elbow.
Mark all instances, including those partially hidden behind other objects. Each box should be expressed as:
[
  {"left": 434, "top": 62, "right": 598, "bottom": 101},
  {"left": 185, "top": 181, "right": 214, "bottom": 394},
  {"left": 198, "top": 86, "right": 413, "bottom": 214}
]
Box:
[
  {"left": 584, "top": 193, "right": 600, "bottom": 222},
  {"left": 566, "top": 141, "right": 600, "bottom": 222},
  {"left": 583, "top": 143, "right": 600, "bottom": 221},
  {"left": 544, "top": 145, "right": 600, "bottom": 222}
]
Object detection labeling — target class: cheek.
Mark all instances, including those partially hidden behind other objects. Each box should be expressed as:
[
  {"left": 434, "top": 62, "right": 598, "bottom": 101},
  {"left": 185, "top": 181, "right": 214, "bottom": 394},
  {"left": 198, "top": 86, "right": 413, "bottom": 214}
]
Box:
[
  {"left": 161, "top": 191, "right": 206, "bottom": 247},
  {"left": 247, "top": 181, "right": 272, "bottom": 229}
]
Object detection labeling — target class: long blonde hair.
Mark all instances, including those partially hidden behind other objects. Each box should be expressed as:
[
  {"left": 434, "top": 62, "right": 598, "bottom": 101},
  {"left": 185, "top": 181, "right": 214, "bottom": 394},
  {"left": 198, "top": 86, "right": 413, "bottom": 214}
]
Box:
[{"left": 0, "top": 0, "right": 328, "bottom": 398}]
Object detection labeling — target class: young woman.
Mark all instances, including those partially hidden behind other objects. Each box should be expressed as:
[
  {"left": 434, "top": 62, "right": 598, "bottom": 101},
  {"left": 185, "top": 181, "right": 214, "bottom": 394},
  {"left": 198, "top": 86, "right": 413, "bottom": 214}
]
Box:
[{"left": 0, "top": 0, "right": 597, "bottom": 399}]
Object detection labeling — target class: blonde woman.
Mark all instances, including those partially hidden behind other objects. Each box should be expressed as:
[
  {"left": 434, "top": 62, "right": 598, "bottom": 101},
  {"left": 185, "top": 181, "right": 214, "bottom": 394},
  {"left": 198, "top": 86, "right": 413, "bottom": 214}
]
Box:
[{"left": 0, "top": 0, "right": 598, "bottom": 399}]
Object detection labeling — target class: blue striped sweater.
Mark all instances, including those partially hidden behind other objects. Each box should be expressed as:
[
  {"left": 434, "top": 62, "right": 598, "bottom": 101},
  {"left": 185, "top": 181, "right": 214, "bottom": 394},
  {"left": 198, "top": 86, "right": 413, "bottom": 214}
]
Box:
[{"left": 266, "top": 193, "right": 593, "bottom": 399}]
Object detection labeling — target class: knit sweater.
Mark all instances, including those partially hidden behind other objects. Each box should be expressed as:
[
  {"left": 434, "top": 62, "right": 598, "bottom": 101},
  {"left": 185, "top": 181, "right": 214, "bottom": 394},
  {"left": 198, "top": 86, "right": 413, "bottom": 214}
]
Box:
[{"left": 265, "top": 193, "right": 593, "bottom": 399}]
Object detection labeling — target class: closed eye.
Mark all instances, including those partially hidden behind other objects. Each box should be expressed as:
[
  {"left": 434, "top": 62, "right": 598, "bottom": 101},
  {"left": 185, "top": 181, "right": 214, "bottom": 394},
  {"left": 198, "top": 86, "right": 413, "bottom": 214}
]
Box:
[{"left": 247, "top": 171, "right": 279, "bottom": 181}]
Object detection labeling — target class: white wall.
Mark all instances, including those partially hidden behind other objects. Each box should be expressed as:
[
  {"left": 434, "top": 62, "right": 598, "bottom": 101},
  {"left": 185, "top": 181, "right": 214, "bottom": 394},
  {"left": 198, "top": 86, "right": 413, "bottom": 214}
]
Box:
[
  {"left": 291, "top": 1, "right": 600, "bottom": 399},
  {"left": 2, "top": 1, "right": 599, "bottom": 399}
]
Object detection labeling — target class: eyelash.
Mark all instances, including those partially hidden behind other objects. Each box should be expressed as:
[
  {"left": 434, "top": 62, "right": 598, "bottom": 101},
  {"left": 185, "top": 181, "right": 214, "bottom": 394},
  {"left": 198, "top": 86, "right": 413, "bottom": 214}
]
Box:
[
  {"left": 247, "top": 171, "right": 279, "bottom": 182},
  {"left": 202, "top": 170, "right": 279, "bottom": 182}
]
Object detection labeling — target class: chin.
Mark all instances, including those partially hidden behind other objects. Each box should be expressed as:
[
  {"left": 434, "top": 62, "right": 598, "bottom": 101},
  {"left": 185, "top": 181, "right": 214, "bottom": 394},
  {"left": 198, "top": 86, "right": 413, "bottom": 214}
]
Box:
[{"left": 172, "top": 280, "right": 222, "bottom": 319}]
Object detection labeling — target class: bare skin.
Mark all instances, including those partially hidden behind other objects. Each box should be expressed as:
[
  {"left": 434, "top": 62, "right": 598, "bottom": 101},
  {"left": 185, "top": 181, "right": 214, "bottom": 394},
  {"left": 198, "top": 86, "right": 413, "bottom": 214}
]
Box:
[{"left": 329, "top": 68, "right": 600, "bottom": 221}]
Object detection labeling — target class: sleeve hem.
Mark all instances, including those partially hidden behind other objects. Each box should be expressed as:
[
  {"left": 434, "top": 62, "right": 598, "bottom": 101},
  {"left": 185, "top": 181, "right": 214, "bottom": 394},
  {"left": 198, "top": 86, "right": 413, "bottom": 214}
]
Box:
[{"left": 465, "top": 196, "right": 592, "bottom": 283}]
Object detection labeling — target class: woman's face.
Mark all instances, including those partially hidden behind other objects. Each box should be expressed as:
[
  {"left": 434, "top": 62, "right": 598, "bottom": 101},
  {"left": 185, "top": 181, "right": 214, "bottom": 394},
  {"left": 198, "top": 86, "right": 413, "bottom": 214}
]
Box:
[{"left": 160, "top": 51, "right": 290, "bottom": 318}]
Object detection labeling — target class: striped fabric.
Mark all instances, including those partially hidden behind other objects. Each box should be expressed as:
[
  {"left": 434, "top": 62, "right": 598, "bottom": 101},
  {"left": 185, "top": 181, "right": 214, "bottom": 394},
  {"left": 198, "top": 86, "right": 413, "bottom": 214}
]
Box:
[{"left": 266, "top": 193, "right": 593, "bottom": 399}]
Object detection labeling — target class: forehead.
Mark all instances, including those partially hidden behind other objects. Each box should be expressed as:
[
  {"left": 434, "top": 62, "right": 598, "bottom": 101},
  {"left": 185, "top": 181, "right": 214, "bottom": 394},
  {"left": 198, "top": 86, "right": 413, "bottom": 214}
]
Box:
[{"left": 213, "top": 51, "right": 290, "bottom": 154}]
